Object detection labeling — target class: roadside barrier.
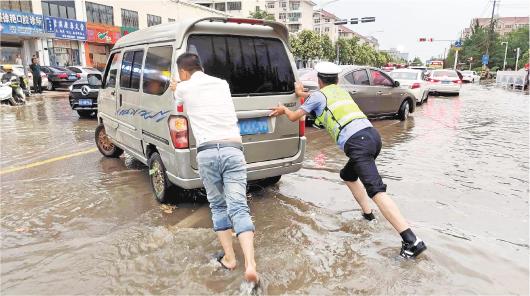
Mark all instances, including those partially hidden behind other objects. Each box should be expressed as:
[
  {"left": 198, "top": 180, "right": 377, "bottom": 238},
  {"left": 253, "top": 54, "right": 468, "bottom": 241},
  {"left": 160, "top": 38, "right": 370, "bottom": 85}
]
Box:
[{"left": 495, "top": 71, "right": 528, "bottom": 90}]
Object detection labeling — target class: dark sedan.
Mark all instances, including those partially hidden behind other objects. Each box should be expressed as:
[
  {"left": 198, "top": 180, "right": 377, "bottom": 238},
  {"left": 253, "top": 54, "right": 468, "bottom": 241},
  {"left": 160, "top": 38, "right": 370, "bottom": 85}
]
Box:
[
  {"left": 41, "top": 66, "right": 79, "bottom": 90},
  {"left": 68, "top": 74, "right": 101, "bottom": 118}
]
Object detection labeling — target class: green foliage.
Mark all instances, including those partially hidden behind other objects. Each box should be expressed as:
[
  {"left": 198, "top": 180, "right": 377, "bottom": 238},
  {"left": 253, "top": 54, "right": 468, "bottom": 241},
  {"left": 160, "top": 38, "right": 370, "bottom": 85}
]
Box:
[
  {"left": 411, "top": 57, "right": 423, "bottom": 66},
  {"left": 519, "top": 49, "right": 529, "bottom": 69},
  {"left": 248, "top": 10, "right": 275, "bottom": 21},
  {"left": 290, "top": 30, "right": 321, "bottom": 61},
  {"left": 319, "top": 34, "right": 335, "bottom": 61}
]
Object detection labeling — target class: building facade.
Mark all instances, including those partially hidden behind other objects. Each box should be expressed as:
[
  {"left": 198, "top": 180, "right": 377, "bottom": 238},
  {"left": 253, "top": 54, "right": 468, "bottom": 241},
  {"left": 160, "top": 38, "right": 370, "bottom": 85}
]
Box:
[
  {"left": 1, "top": 0, "right": 227, "bottom": 70},
  {"left": 191, "top": 0, "right": 315, "bottom": 33},
  {"left": 462, "top": 16, "right": 529, "bottom": 38},
  {"left": 313, "top": 9, "right": 339, "bottom": 42},
  {"left": 381, "top": 48, "right": 409, "bottom": 62}
]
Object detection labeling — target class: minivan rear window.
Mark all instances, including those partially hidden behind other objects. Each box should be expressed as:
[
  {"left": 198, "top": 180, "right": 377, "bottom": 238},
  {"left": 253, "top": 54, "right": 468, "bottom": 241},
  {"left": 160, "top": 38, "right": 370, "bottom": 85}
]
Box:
[{"left": 187, "top": 35, "right": 295, "bottom": 96}]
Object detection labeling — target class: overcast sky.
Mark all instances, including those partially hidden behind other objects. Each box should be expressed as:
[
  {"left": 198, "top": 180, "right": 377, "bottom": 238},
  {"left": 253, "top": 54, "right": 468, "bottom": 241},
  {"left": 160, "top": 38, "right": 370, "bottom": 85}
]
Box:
[{"left": 315, "top": 0, "right": 529, "bottom": 61}]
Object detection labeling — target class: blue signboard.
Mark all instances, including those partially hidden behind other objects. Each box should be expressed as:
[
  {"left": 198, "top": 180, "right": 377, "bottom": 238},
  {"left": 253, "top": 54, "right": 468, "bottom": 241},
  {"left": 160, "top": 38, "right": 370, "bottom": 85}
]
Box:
[
  {"left": 482, "top": 54, "right": 489, "bottom": 65},
  {"left": 454, "top": 40, "right": 462, "bottom": 48},
  {"left": 0, "top": 10, "right": 44, "bottom": 36},
  {"left": 44, "top": 16, "right": 86, "bottom": 41}
]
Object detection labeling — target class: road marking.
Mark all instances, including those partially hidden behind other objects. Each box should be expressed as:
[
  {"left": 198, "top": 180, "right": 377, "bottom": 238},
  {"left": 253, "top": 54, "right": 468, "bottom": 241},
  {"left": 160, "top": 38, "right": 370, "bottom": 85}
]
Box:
[{"left": 0, "top": 147, "right": 98, "bottom": 175}]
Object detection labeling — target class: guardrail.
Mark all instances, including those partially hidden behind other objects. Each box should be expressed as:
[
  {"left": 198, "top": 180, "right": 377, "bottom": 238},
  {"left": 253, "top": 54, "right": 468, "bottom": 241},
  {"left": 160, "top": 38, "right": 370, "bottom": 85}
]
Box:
[{"left": 495, "top": 71, "right": 528, "bottom": 90}]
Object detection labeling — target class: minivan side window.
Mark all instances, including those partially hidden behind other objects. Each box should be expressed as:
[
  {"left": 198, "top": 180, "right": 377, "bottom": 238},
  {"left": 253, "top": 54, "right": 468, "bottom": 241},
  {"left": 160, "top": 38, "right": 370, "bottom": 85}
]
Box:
[
  {"left": 120, "top": 50, "right": 144, "bottom": 90},
  {"left": 102, "top": 52, "right": 121, "bottom": 89},
  {"left": 142, "top": 46, "right": 172, "bottom": 95},
  {"left": 187, "top": 35, "right": 295, "bottom": 96}
]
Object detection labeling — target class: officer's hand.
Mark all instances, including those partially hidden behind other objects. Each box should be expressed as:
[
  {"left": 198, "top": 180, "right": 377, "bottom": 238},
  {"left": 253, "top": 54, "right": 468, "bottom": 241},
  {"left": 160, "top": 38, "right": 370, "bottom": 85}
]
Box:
[
  {"left": 294, "top": 82, "right": 304, "bottom": 96},
  {"left": 170, "top": 77, "right": 178, "bottom": 91},
  {"left": 269, "top": 103, "right": 286, "bottom": 117}
]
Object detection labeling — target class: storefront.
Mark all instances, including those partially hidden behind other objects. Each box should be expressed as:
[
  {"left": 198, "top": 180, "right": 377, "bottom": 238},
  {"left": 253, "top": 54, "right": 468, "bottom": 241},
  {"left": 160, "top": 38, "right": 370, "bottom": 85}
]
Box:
[
  {"left": 84, "top": 23, "right": 121, "bottom": 70},
  {"left": 0, "top": 10, "right": 45, "bottom": 66},
  {"left": 43, "top": 16, "right": 87, "bottom": 67}
]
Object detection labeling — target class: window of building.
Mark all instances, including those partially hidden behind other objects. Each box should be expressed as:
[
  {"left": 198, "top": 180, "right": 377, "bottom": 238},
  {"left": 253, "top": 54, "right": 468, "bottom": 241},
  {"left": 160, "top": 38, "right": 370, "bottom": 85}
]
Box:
[
  {"left": 86, "top": 2, "right": 114, "bottom": 25},
  {"left": 280, "top": 1, "right": 287, "bottom": 8},
  {"left": 147, "top": 14, "right": 162, "bottom": 27},
  {"left": 227, "top": 2, "right": 242, "bottom": 10},
  {"left": 142, "top": 46, "right": 172, "bottom": 96},
  {"left": 287, "top": 12, "right": 301, "bottom": 22},
  {"left": 289, "top": 1, "right": 300, "bottom": 10},
  {"left": 215, "top": 2, "right": 226, "bottom": 11},
  {"left": 1, "top": 0, "right": 32, "bottom": 12},
  {"left": 324, "top": 27, "right": 330, "bottom": 32},
  {"left": 266, "top": 2, "right": 275, "bottom": 9},
  {"left": 168, "top": 18, "right": 175, "bottom": 22},
  {"left": 279, "top": 13, "right": 286, "bottom": 20},
  {"left": 120, "top": 50, "right": 144, "bottom": 90},
  {"left": 121, "top": 9, "right": 139, "bottom": 29},
  {"left": 505, "top": 24, "right": 512, "bottom": 29},
  {"left": 102, "top": 52, "right": 121, "bottom": 89},
  {"left": 42, "top": 1, "right": 76, "bottom": 19},
  {"left": 314, "top": 18, "right": 320, "bottom": 24},
  {"left": 288, "top": 24, "right": 300, "bottom": 32}
]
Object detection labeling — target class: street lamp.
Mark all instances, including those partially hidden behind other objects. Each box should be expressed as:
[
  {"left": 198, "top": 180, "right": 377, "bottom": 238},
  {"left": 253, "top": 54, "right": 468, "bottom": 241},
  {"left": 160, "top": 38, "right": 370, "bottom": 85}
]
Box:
[
  {"left": 501, "top": 41, "right": 508, "bottom": 71},
  {"left": 515, "top": 47, "right": 520, "bottom": 71}
]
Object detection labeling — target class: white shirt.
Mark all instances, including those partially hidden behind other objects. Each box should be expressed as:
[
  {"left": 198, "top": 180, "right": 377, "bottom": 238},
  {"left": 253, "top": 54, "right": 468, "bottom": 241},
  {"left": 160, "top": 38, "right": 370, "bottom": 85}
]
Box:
[{"left": 174, "top": 71, "right": 241, "bottom": 147}]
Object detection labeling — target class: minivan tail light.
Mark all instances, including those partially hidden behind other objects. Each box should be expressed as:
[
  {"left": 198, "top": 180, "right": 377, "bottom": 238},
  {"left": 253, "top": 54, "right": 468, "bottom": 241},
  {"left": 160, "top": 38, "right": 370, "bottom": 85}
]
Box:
[
  {"left": 168, "top": 116, "right": 189, "bottom": 149},
  {"left": 410, "top": 82, "right": 421, "bottom": 89},
  {"left": 299, "top": 97, "right": 305, "bottom": 137},
  {"left": 227, "top": 18, "right": 264, "bottom": 25}
]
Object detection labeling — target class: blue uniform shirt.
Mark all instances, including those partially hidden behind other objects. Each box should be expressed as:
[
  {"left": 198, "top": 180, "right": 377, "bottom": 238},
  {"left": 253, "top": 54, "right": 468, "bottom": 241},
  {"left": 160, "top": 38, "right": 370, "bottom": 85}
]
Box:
[{"left": 301, "top": 91, "right": 373, "bottom": 151}]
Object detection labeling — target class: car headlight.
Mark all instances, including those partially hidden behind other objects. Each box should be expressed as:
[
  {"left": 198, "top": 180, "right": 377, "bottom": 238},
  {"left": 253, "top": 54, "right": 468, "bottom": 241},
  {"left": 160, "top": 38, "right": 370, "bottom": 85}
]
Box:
[{"left": 68, "top": 85, "right": 73, "bottom": 91}]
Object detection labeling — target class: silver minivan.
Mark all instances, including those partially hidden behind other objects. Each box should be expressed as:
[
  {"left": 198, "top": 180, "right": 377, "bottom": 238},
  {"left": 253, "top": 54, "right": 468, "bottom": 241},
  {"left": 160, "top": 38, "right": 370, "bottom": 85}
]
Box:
[{"left": 95, "top": 17, "right": 306, "bottom": 202}]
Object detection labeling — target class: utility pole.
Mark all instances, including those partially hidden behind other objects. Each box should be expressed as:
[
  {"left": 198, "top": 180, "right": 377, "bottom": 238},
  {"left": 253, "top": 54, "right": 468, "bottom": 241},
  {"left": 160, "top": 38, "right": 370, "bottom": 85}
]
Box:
[
  {"left": 515, "top": 47, "right": 520, "bottom": 70},
  {"left": 454, "top": 49, "right": 459, "bottom": 70},
  {"left": 485, "top": 0, "right": 497, "bottom": 57}
]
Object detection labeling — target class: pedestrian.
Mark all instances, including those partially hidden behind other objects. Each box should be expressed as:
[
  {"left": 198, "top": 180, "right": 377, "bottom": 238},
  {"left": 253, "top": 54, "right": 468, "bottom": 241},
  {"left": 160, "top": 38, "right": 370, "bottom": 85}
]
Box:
[
  {"left": 30, "top": 57, "right": 42, "bottom": 93},
  {"left": 270, "top": 62, "right": 427, "bottom": 259},
  {"left": 15, "top": 54, "right": 22, "bottom": 65},
  {"left": 169, "top": 53, "right": 259, "bottom": 283}
]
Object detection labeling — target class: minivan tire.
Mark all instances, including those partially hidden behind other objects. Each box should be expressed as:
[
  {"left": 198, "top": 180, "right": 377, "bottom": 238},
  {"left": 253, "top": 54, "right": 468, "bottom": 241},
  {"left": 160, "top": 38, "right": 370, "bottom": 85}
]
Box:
[
  {"left": 47, "top": 83, "right": 54, "bottom": 91},
  {"left": 148, "top": 152, "right": 172, "bottom": 203},
  {"left": 398, "top": 100, "right": 410, "bottom": 121},
  {"left": 260, "top": 175, "right": 282, "bottom": 187},
  {"left": 95, "top": 124, "right": 123, "bottom": 158}
]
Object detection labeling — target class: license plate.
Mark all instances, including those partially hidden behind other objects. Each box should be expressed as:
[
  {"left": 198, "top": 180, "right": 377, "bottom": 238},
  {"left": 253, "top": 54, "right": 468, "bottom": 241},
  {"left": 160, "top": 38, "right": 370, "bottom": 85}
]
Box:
[
  {"left": 238, "top": 117, "right": 269, "bottom": 135},
  {"left": 69, "top": 75, "right": 77, "bottom": 80},
  {"left": 79, "top": 99, "right": 92, "bottom": 106},
  {"left": 442, "top": 81, "right": 451, "bottom": 84}
]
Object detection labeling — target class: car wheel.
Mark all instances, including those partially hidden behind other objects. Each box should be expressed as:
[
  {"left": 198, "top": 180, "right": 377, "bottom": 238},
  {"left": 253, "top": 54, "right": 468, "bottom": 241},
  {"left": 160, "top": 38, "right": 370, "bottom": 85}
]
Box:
[
  {"left": 95, "top": 124, "right": 123, "bottom": 158},
  {"left": 47, "top": 83, "right": 54, "bottom": 91},
  {"left": 148, "top": 152, "right": 173, "bottom": 203},
  {"left": 77, "top": 110, "right": 93, "bottom": 118},
  {"left": 398, "top": 100, "right": 410, "bottom": 121},
  {"left": 260, "top": 175, "right": 282, "bottom": 187}
]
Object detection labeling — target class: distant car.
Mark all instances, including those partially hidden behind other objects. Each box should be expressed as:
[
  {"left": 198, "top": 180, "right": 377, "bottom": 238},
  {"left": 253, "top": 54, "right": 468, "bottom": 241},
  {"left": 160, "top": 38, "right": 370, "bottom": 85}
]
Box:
[
  {"left": 41, "top": 66, "right": 79, "bottom": 90},
  {"left": 67, "top": 66, "right": 102, "bottom": 80},
  {"left": 300, "top": 66, "right": 416, "bottom": 121},
  {"left": 390, "top": 69, "right": 430, "bottom": 104},
  {"left": 381, "top": 66, "right": 395, "bottom": 73},
  {"left": 68, "top": 73, "right": 101, "bottom": 118},
  {"left": 427, "top": 69, "right": 462, "bottom": 95},
  {"left": 461, "top": 70, "right": 480, "bottom": 83}
]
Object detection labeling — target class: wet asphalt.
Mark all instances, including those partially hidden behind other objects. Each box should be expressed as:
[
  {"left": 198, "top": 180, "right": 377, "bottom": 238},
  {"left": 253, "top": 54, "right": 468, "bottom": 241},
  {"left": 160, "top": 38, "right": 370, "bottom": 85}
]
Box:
[{"left": 0, "top": 83, "right": 528, "bottom": 295}]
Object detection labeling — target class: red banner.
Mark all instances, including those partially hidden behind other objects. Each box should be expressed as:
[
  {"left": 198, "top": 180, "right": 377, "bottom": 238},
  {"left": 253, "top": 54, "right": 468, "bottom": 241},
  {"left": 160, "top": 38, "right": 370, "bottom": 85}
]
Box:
[{"left": 86, "top": 23, "right": 121, "bottom": 44}]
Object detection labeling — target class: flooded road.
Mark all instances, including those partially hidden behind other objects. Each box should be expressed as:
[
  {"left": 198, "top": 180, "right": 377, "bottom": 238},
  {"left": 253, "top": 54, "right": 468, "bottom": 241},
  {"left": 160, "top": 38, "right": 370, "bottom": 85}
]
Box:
[{"left": 1, "top": 84, "right": 528, "bottom": 295}]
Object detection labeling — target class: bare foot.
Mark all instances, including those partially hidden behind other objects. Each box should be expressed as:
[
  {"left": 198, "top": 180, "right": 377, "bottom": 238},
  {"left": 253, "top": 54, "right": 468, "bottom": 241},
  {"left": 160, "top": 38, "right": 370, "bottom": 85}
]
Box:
[
  {"left": 220, "top": 256, "right": 237, "bottom": 270},
  {"left": 244, "top": 266, "right": 258, "bottom": 283}
]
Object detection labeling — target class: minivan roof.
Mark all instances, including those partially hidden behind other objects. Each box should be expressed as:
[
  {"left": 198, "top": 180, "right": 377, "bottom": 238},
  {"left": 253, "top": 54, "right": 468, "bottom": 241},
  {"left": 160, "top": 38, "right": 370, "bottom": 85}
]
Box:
[{"left": 113, "top": 17, "right": 290, "bottom": 50}]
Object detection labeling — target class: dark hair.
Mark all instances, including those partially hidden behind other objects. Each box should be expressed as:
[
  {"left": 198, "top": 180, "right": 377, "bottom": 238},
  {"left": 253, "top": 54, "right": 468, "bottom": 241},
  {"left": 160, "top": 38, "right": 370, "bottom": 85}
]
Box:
[
  {"left": 317, "top": 73, "right": 338, "bottom": 85},
  {"left": 176, "top": 52, "right": 202, "bottom": 73}
]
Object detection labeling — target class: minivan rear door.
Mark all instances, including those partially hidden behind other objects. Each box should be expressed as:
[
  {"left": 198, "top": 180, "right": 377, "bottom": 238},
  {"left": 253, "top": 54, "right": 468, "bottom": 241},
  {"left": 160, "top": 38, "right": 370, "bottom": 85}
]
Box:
[{"left": 186, "top": 34, "right": 300, "bottom": 168}]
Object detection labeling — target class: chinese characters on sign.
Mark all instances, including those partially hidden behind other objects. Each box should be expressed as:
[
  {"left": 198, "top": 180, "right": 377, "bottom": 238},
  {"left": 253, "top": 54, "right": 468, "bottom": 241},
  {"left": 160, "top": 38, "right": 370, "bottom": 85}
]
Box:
[
  {"left": 0, "top": 10, "right": 44, "bottom": 36},
  {"left": 44, "top": 16, "right": 87, "bottom": 41}
]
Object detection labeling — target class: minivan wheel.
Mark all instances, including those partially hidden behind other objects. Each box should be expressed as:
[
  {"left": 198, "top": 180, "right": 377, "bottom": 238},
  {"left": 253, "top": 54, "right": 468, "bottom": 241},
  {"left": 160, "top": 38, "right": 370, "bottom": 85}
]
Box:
[
  {"left": 398, "top": 100, "right": 410, "bottom": 121},
  {"left": 95, "top": 124, "right": 123, "bottom": 158},
  {"left": 148, "top": 152, "right": 172, "bottom": 203},
  {"left": 47, "top": 83, "right": 54, "bottom": 91},
  {"left": 260, "top": 175, "right": 282, "bottom": 187}
]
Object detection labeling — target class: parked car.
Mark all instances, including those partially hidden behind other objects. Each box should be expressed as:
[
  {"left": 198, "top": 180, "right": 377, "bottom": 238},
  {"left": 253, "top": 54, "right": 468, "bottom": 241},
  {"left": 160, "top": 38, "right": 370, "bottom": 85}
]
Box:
[
  {"left": 389, "top": 69, "right": 430, "bottom": 104},
  {"left": 461, "top": 70, "right": 481, "bottom": 83},
  {"left": 427, "top": 69, "right": 462, "bottom": 95},
  {"left": 69, "top": 74, "right": 101, "bottom": 118},
  {"left": 300, "top": 66, "right": 416, "bottom": 121},
  {"left": 67, "top": 66, "right": 102, "bottom": 80},
  {"left": 94, "top": 17, "right": 306, "bottom": 202},
  {"left": 24, "top": 66, "right": 49, "bottom": 91},
  {"left": 40, "top": 66, "right": 78, "bottom": 90},
  {"left": 0, "top": 64, "right": 31, "bottom": 96}
]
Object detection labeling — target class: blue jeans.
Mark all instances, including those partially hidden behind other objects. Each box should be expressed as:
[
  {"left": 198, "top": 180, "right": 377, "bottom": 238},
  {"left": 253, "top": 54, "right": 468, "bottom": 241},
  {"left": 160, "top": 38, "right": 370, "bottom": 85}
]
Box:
[{"left": 197, "top": 147, "right": 255, "bottom": 235}]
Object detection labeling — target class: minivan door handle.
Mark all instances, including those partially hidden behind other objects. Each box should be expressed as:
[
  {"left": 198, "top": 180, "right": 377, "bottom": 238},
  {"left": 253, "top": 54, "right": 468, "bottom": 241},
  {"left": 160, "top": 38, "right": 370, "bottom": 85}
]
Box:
[
  {"left": 237, "top": 109, "right": 272, "bottom": 119},
  {"left": 119, "top": 94, "right": 123, "bottom": 106},
  {"left": 111, "top": 90, "right": 115, "bottom": 96}
]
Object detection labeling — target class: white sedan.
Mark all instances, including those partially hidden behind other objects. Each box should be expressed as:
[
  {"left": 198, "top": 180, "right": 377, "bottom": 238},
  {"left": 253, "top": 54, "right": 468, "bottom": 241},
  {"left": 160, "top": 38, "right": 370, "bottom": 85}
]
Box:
[
  {"left": 389, "top": 69, "right": 430, "bottom": 104},
  {"left": 67, "top": 66, "right": 102, "bottom": 80},
  {"left": 427, "top": 69, "right": 462, "bottom": 95},
  {"left": 461, "top": 70, "right": 480, "bottom": 83}
]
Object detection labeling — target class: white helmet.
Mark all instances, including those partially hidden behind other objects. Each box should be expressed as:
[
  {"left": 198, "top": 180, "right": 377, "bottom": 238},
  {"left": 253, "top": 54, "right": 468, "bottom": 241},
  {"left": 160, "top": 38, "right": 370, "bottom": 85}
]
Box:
[{"left": 315, "top": 62, "right": 342, "bottom": 75}]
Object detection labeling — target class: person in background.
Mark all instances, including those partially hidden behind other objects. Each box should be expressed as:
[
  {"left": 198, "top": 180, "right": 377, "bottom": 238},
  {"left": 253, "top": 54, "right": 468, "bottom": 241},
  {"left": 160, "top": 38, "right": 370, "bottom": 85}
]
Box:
[
  {"left": 270, "top": 62, "right": 427, "bottom": 259},
  {"left": 170, "top": 53, "right": 259, "bottom": 284},
  {"left": 15, "top": 54, "right": 22, "bottom": 65},
  {"left": 30, "top": 57, "right": 42, "bottom": 93}
]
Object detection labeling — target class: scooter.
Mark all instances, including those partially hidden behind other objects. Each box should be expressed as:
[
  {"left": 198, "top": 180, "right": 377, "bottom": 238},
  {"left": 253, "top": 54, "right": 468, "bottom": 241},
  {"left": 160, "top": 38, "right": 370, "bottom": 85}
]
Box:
[{"left": 0, "top": 76, "right": 26, "bottom": 106}]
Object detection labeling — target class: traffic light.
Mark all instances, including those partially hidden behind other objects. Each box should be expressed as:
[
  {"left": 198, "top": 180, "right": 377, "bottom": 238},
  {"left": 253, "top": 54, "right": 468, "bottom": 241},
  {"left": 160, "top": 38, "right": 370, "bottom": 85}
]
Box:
[
  {"left": 360, "top": 17, "right": 375, "bottom": 23},
  {"left": 350, "top": 18, "right": 358, "bottom": 24},
  {"left": 334, "top": 19, "right": 348, "bottom": 25}
]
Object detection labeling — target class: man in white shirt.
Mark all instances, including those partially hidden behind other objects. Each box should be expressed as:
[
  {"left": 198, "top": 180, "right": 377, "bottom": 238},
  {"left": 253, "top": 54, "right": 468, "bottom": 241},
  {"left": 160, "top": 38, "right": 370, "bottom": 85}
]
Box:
[{"left": 170, "top": 53, "right": 258, "bottom": 284}]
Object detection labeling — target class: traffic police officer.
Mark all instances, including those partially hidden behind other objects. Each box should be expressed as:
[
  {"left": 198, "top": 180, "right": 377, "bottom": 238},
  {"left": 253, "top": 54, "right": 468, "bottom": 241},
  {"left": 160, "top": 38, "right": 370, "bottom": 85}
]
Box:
[{"left": 270, "top": 62, "right": 427, "bottom": 258}]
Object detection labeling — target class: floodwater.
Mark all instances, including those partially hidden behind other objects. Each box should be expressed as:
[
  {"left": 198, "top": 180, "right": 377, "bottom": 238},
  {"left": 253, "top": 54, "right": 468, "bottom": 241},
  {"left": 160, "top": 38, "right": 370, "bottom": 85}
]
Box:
[{"left": 1, "top": 84, "right": 528, "bottom": 295}]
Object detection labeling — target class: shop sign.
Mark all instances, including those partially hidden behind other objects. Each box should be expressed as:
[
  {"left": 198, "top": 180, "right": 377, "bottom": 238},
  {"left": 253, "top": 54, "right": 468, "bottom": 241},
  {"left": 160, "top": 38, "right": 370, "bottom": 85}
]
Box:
[
  {"left": 120, "top": 26, "right": 138, "bottom": 37},
  {"left": 44, "top": 16, "right": 86, "bottom": 41},
  {"left": 87, "top": 24, "right": 121, "bottom": 44},
  {"left": 0, "top": 10, "right": 44, "bottom": 36}
]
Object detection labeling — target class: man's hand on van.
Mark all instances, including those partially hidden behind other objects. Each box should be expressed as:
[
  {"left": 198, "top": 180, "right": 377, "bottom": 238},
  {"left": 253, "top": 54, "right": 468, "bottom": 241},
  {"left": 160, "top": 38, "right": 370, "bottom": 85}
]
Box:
[
  {"left": 270, "top": 103, "right": 306, "bottom": 122},
  {"left": 270, "top": 103, "right": 286, "bottom": 117},
  {"left": 170, "top": 77, "right": 178, "bottom": 91},
  {"left": 295, "top": 82, "right": 309, "bottom": 99}
]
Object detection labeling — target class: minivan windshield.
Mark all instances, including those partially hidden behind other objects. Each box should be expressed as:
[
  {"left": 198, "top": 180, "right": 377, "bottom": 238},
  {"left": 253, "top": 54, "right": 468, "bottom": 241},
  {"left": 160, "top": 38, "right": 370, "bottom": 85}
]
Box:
[{"left": 187, "top": 34, "right": 295, "bottom": 96}]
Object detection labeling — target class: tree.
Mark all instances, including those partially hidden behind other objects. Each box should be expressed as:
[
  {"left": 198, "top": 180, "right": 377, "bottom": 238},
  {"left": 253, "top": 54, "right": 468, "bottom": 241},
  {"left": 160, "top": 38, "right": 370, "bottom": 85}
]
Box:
[
  {"left": 248, "top": 10, "right": 275, "bottom": 21},
  {"left": 411, "top": 57, "right": 423, "bottom": 66},
  {"left": 319, "top": 34, "right": 335, "bottom": 61},
  {"left": 336, "top": 37, "right": 359, "bottom": 65},
  {"left": 290, "top": 30, "right": 321, "bottom": 63}
]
